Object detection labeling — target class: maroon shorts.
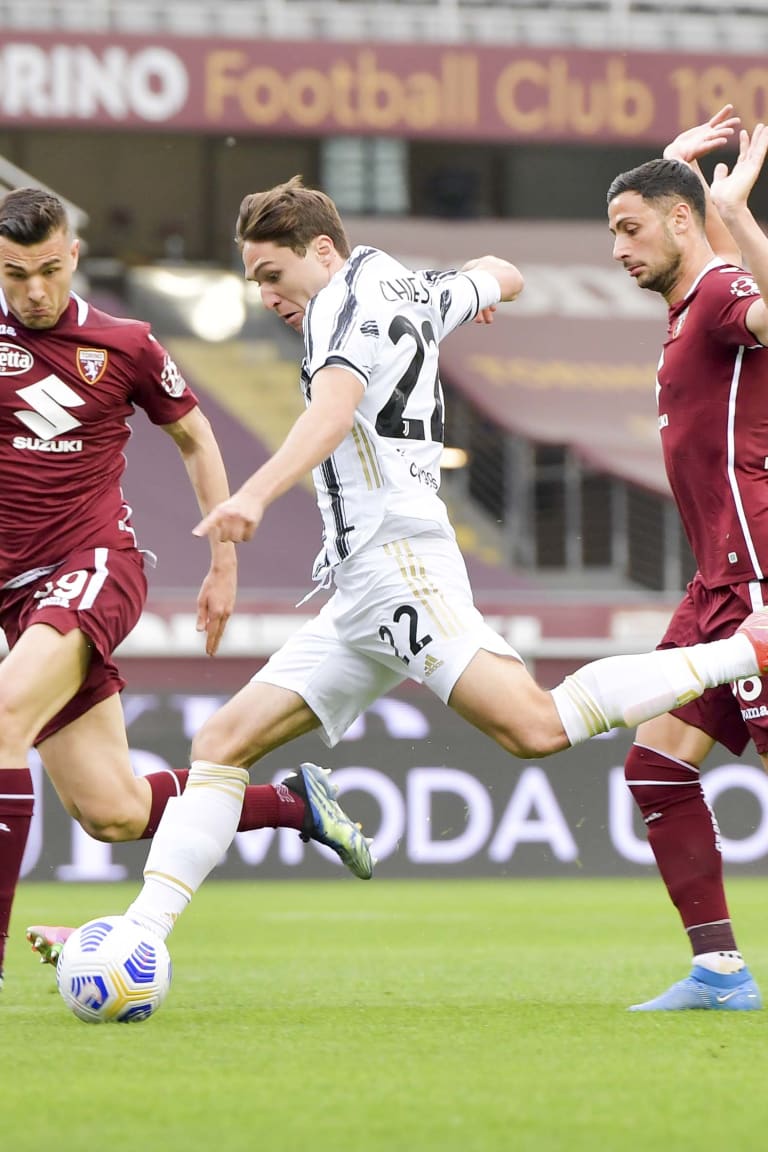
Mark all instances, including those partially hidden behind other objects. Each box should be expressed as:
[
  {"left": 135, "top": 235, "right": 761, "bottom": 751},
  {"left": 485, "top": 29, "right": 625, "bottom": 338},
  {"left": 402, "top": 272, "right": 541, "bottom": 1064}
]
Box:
[
  {"left": 0, "top": 546, "right": 148, "bottom": 744},
  {"left": 661, "top": 572, "right": 768, "bottom": 756}
]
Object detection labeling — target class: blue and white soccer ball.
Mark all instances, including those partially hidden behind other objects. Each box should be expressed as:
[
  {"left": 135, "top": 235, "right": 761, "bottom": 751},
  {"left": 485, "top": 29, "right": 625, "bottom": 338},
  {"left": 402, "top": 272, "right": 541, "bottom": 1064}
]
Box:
[{"left": 56, "top": 916, "right": 172, "bottom": 1023}]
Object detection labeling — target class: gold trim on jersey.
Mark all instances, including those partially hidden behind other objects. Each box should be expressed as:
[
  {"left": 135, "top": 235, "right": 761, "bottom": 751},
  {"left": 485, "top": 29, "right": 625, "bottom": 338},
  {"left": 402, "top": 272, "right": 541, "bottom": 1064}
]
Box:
[
  {"left": 352, "top": 423, "right": 382, "bottom": 490},
  {"left": 76, "top": 347, "right": 108, "bottom": 384},
  {"left": 384, "top": 538, "right": 464, "bottom": 638}
]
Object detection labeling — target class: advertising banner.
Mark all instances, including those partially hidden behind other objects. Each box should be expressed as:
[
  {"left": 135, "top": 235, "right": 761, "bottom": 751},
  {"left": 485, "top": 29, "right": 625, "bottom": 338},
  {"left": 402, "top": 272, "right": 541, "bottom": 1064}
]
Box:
[
  {"left": 21, "top": 678, "right": 768, "bottom": 884},
  {"left": 1, "top": 32, "right": 767, "bottom": 144}
]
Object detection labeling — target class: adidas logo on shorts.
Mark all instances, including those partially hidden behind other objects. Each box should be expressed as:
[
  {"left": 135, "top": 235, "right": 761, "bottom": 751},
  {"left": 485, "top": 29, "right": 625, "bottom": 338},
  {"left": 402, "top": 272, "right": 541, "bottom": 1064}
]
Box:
[{"left": 423, "top": 654, "right": 443, "bottom": 677}]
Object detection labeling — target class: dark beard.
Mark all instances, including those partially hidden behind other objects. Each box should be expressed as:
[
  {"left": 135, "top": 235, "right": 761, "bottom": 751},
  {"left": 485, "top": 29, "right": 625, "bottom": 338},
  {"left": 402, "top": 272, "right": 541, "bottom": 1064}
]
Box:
[{"left": 640, "top": 247, "right": 682, "bottom": 299}]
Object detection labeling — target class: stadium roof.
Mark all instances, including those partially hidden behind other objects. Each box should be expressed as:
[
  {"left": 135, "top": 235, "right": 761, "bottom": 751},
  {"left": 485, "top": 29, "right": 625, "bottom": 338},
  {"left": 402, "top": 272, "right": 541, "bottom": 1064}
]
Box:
[{"left": 1, "top": 0, "right": 766, "bottom": 54}]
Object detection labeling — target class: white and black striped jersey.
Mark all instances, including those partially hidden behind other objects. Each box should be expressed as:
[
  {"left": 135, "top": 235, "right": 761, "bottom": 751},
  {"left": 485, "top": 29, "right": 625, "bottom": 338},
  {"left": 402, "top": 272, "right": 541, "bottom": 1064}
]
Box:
[{"left": 301, "top": 245, "right": 501, "bottom": 573}]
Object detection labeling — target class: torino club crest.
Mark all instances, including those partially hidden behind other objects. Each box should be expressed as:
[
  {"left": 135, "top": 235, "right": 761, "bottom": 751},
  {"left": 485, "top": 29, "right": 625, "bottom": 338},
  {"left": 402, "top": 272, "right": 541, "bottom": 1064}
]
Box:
[{"left": 77, "top": 347, "right": 108, "bottom": 384}]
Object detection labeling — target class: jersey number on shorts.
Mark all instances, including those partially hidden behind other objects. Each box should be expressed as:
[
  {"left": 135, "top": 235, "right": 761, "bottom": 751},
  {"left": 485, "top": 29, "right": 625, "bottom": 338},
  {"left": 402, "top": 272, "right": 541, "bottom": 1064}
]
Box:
[
  {"left": 33, "top": 565, "right": 107, "bottom": 611},
  {"left": 375, "top": 316, "right": 443, "bottom": 442},
  {"left": 379, "top": 603, "right": 433, "bottom": 665}
]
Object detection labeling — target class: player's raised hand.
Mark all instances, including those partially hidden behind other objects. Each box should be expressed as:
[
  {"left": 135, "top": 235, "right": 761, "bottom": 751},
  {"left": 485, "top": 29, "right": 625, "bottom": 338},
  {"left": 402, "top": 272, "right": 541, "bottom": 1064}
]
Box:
[
  {"left": 193, "top": 491, "right": 265, "bottom": 544},
  {"left": 663, "top": 104, "right": 740, "bottom": 165},
  {"left": 710, "top": 124, "right": 768, "bottom": 216}
]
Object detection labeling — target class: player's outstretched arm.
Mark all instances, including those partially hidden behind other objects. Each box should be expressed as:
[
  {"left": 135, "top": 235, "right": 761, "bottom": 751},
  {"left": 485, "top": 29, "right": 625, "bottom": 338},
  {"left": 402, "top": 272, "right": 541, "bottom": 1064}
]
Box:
[
  {"left": 163, "top": 406, "right": 237, "bottom": 655},
  {"left": 710, "top": 124, "right": 768, "bottom": 344},
  {"left": 194, "top": 366, "right": 364, "bottom": 545},
  {"left": 461, "top": 255, "right": 524, "bottom": 324},
  {"left": 664, "top": 103, "right": 742, "bottom": 264}
]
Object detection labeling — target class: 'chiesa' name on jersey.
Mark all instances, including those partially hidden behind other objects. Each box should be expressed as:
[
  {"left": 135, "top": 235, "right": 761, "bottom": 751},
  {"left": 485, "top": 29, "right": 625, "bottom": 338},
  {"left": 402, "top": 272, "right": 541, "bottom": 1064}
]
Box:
[{"left": 302, "top": 246, "right": 500, "bottom": 570}]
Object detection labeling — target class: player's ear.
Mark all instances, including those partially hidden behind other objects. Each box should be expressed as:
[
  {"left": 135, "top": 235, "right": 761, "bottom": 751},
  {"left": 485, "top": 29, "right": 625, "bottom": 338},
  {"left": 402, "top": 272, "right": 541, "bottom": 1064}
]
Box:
[
  {"left": 70, "top": 237, "right": 81, "bottom": 269},
  {"left": 672, "top": 202, "right": 690, "bottom": 234},
  {"left": 314, "top": 235, "right": 334, "bottom": 264}
]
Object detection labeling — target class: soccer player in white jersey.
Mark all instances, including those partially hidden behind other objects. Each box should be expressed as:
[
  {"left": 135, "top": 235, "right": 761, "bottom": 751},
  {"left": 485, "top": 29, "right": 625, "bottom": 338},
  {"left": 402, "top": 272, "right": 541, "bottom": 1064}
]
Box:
[{"left": 93, "top": 176, "right": 768, "bottom": 954}]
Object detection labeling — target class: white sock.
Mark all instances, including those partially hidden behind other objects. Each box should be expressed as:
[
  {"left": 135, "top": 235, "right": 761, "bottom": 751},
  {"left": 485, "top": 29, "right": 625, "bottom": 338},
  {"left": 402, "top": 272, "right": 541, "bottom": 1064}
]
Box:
[
  {"left": 693, "top": 950, "right": 745, "bottom": 975},
  {"left": 551, "top": 633, "right": 757, "bottom": 745},
  {"left": 126, "top": 759, "right": 248, "bottom": 941}
]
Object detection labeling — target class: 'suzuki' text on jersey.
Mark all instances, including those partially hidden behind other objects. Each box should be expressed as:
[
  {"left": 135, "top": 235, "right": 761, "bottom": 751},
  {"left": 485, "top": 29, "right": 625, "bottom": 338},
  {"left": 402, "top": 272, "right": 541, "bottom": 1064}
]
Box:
[
  {"left": 0, "top": 288, "right": 197, "bottom": 585},
  {"left": 657, "top": 260, "right": 768, "bottom": 588}
]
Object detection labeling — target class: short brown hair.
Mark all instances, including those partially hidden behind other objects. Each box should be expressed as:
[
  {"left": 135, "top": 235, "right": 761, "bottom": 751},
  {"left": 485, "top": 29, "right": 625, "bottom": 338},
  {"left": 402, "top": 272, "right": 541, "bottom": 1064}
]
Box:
[
  {"left": 235, "top": 175, "right": 350, "bottom": 258},
  {"left": 0, "top": 188, "right": 69, "bottom": 245}
]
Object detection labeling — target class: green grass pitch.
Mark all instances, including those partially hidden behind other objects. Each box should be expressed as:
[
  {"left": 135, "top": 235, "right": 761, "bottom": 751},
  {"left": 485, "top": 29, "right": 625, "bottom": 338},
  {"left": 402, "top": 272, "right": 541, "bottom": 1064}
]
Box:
[{"left": 5, "top": 878, "right": 768, "bottom": 1151}]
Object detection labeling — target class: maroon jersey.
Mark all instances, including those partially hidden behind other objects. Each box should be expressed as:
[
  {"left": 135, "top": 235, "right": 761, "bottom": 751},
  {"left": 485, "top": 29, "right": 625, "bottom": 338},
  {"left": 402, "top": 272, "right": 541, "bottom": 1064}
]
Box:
[
  {"left": 658, "top": 259, "right": 768, "bottom": 588},
  {"left": 0, "top": 290, "right": 197, "bottom": 585}
]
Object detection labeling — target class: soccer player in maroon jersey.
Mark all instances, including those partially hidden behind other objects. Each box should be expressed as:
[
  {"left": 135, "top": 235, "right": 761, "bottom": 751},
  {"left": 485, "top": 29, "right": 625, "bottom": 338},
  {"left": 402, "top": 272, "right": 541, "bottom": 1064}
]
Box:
[
  {"left": 0, "top": 188, "right": 373, "bottom": 990},
  {"left": 608, "top": 109, "right": 768, "bottom": 1010}
]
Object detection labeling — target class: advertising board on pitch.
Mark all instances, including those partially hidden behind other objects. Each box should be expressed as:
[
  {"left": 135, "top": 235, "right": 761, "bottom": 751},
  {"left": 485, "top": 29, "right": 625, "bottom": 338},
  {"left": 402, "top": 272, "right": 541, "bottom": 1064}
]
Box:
[{"left": 21, "top": 682, "right": 768, "bottom": 883}]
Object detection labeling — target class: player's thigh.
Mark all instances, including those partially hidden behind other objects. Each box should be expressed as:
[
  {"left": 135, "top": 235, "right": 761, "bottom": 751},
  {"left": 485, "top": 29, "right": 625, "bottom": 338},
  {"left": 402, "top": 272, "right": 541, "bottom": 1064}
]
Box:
[
  {"left": 0, "top": 623, "right": 90, "bottom": 748},
  {"left": 195, "top": 615, "right": 404, "bottom": 761},
  {"left": 192, "top": 681, "right": 321, "bottom": 768},
  {"left": 448, "top": 648, "right": 566, "bottom": 758},
  {"left": 38, "top": 693, "right": 147, "bottom": 835},
  {"left": 634, "top": 712, "right": 716, "bottom": 765}
]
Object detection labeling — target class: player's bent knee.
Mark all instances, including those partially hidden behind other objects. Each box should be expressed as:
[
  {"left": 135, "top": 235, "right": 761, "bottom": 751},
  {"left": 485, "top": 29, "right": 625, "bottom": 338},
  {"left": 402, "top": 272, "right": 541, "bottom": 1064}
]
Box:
[
  {"left": 78, "top": 812, "right": 137, "bottom": 842},
  {"left": 75, "top": 793, "right": 148, "bottom": 842},
  {"left": 191, "top": 719, "right": 254, "bottom": 769},
  {"left": 499, "top": 729, "right": 569, "bottom": 759},
  {"left": 0, "top": 695, "right": 42, "bottom": 758},
  {"left": 503, "top": 694, "right": 570, "bottom": 758},
  {"left": 460, "top": 697, "right": 567, "bottom": 759}
]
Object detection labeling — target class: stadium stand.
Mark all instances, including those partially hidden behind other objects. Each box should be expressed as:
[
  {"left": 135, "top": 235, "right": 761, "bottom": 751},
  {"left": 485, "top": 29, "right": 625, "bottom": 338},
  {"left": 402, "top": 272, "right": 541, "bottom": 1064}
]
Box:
[{"left": 0, "top": 0, "right": 767, "bottom": 52}]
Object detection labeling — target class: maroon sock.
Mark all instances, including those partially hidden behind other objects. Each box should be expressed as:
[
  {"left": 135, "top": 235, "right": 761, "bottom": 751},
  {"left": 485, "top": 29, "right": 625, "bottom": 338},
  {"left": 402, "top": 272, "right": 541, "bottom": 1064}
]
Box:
[
  {"left": 141, "top": 769, "right": 189, "bottom": 837},
  {"left": 625, "top": 743, "right": 736, "bottom": 954},
  {"left": 238, "top": 782, "right": 306, "bottom": 832},
  {"left": 0, "top": 767, "right": 35, "bottom": 975},
  {"left": 141, "top": 770, "right": 306, "bottom": 837}
]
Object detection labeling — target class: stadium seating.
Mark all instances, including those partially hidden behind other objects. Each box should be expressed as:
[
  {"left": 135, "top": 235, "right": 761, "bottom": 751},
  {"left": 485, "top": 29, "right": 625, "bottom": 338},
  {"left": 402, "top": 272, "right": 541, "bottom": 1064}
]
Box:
[{"left": 0, "top": 0, "right": 767, "bottom": 53}]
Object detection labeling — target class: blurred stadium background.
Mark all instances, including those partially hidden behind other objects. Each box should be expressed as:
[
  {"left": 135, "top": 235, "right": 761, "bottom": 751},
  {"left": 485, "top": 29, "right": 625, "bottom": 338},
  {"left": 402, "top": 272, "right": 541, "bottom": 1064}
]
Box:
[{"left": 5, "top": 0, "right": 768, "bottom": 882}]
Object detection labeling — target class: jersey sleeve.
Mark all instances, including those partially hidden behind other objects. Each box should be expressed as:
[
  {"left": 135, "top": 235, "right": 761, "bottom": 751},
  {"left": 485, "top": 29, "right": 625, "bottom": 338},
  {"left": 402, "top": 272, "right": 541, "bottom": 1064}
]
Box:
[
  {"left": 424, "top": 267, "right": 502, "bottom": 340},
  {"left": 703, "top": 268, "right": 764, "bottom": 349},
  {"left": 130, "top": 329, "right": 200, "bottom": 424}
]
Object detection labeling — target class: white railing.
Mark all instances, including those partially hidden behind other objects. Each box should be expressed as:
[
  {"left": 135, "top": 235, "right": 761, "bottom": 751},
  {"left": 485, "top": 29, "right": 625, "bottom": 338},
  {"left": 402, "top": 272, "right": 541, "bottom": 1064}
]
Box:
[{"left": 0, "top": 0, "right": 766, "bottom": 53}]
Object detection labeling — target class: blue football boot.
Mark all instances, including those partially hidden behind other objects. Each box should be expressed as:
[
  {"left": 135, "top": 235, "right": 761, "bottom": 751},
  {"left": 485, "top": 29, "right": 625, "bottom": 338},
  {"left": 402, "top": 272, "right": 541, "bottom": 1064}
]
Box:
[{"left": 629, "top": 965, "right": 762, "bottom": 1011}]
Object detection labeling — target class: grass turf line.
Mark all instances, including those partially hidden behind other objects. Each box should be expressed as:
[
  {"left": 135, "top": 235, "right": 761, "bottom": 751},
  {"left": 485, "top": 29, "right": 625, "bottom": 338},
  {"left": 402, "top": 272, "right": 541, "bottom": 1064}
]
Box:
[{"left": 6, "top": 878, "right": 768, "bottom": 1152}]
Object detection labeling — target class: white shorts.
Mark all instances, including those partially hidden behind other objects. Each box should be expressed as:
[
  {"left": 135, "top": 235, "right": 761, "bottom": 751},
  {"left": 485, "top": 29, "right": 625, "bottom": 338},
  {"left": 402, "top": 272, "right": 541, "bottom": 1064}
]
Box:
[{"left": 251, "top": 531, "right": 521, "bottom": 746}]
